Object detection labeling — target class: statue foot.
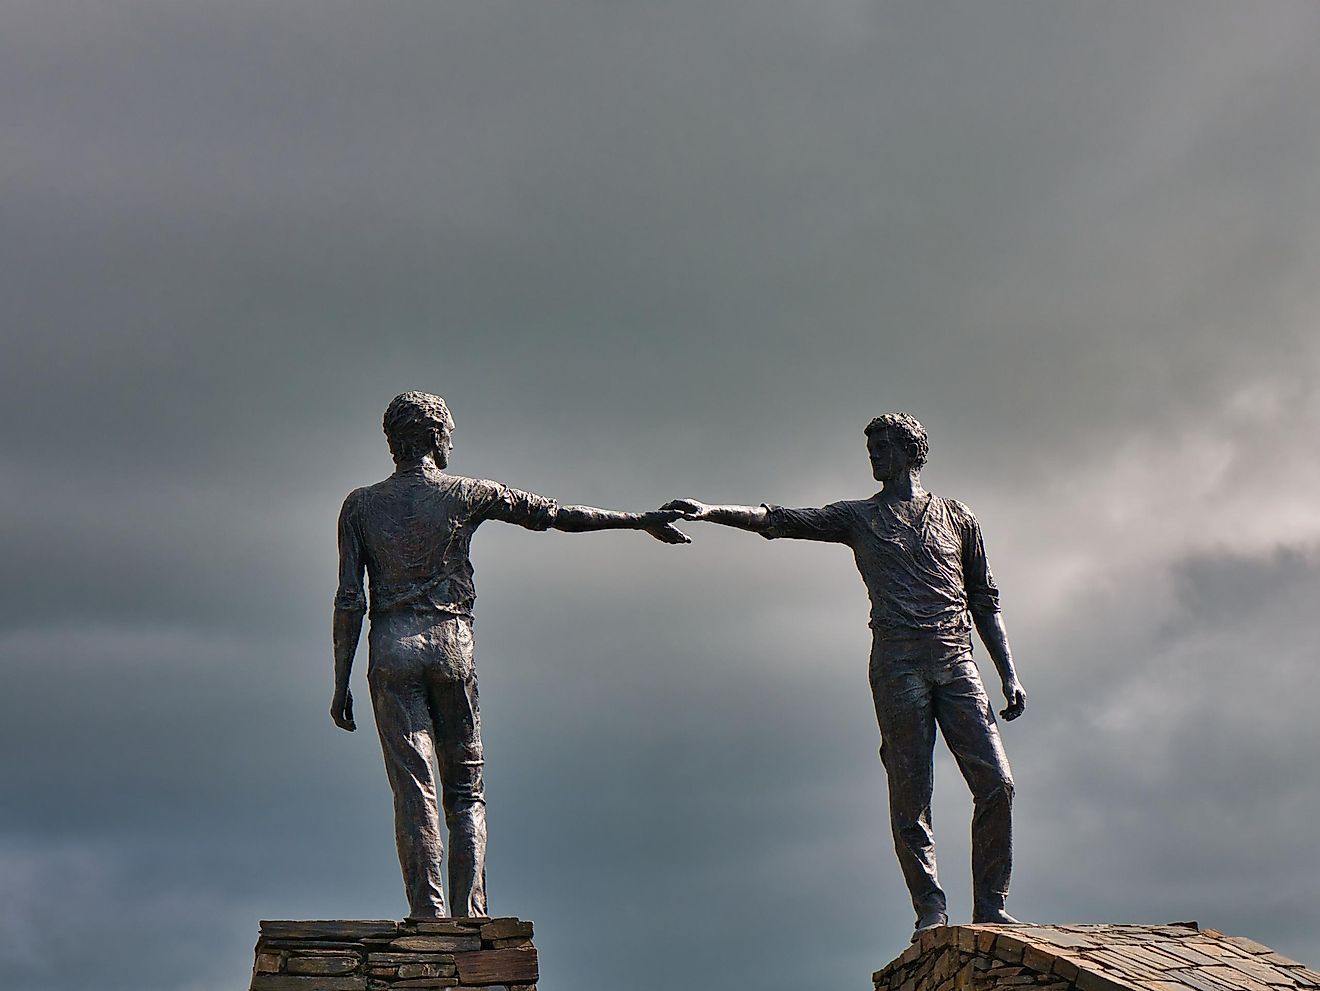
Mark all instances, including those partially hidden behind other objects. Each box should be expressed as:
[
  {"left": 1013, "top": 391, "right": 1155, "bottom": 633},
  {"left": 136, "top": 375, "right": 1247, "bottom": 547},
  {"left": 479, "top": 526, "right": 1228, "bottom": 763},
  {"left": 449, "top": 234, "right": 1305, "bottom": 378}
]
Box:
[
  {"left": 911, "top": 911, "right": 949, "bottom": 942},
  {"left": 972, "top": 909, "right": 1020, "bottom": 924}
]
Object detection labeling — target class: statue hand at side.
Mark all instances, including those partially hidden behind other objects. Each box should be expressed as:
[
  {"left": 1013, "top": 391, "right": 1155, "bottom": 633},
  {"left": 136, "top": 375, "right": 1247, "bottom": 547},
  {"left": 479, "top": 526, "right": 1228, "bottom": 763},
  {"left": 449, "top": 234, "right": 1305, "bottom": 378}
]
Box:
[
  {"left": 640, "top": 509, "right": 692, "bottom": 544},
  {"left": 331, "top": 687, "right": 357, "bottom": 732},
  {"left": 999, "top": 679, "right": 1027, "bottom": 722},
  {"left": 660, "top": 498, "right": 712, "bottom": 520}
]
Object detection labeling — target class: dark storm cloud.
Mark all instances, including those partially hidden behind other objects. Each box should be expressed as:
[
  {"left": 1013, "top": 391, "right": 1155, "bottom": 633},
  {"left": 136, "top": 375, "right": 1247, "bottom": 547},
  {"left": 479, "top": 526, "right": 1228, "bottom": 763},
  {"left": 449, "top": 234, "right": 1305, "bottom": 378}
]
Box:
[{"left": 4, "top": 2, "right": 1320, "bottom": 990}]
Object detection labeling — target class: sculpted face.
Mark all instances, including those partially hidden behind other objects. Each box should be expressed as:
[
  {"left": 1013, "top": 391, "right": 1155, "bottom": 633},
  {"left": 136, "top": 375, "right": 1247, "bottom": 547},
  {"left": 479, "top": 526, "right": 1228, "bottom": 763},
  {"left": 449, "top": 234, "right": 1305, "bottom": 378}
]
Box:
[
  {"left": 434, "top": 423, "right": 454, "bottom": 469},
  {"left": 868, "top": 428, "right": 910, "bottom": 483}
]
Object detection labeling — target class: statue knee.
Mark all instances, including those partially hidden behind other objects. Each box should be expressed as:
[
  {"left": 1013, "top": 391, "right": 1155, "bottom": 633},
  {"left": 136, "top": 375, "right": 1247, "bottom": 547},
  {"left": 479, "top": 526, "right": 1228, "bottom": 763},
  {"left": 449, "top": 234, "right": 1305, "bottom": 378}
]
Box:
[{"left": 976, "top": 774, "right": 1014, "bottom": 806}]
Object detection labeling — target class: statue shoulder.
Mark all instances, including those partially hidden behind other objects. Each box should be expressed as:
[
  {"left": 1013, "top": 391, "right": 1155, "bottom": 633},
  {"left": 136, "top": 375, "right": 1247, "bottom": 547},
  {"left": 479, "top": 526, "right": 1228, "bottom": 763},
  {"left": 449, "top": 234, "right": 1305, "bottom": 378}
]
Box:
[
  {"left": 341, "top": 485, "right": 371, "bottom": 511},
  {"left": 826, "top": 496, "right": 875, "bottom": 512},
  {"left": 936, "top": 495, "right": 980, "bottom": 528}
]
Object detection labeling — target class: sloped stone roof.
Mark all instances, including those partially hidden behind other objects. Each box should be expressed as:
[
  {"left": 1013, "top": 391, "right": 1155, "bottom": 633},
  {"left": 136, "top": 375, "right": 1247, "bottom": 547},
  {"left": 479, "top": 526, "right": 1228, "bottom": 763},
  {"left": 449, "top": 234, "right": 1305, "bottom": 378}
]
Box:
[{"left": 873, "top": 923, "right": 1320, "bottom": 991}]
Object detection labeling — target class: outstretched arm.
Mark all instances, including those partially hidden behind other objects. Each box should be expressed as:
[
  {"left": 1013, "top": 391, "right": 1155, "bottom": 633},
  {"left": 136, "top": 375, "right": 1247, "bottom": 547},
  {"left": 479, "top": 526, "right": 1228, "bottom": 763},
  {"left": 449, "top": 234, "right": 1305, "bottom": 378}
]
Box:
[
  {"left": 552, "top": 506, "right": 691, "bottom": 544},
  {"left": 661, "top": 499, "right": 769, "bottom": 532},
  {"left": 476, "top": 478, "right": 689, "bottom": 544}
]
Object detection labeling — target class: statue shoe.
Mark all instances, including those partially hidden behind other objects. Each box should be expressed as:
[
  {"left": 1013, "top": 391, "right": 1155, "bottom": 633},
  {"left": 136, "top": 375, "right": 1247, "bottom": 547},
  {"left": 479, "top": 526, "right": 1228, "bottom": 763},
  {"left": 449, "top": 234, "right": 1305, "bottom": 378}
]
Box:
[
  {"left": 972, "top": 908, "right": 1020, "bottom": 924},
  {"left": 911, "top": 911, "right": 949, "bottom": 942}
]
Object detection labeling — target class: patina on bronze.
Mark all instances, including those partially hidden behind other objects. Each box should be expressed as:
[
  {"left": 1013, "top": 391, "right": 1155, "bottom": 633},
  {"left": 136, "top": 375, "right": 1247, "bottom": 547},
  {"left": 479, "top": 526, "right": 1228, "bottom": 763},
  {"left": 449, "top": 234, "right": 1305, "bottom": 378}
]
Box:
[
  {"left": 333, "top": 392, "right": 689, "bottom": 919},
  {"left": 664, "top": 413, "right": 1025, "bottom": 940}
]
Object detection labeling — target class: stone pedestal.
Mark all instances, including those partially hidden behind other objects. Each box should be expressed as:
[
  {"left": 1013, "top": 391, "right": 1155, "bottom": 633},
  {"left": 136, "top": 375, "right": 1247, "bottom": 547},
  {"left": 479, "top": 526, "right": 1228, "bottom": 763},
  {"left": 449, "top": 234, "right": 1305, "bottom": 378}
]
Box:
[
  {"left": 872, "top": 922, "right": 1320, "bottom": 991},
  {"left": 250, "top": 917, "right": 537, "bottom": 991}
]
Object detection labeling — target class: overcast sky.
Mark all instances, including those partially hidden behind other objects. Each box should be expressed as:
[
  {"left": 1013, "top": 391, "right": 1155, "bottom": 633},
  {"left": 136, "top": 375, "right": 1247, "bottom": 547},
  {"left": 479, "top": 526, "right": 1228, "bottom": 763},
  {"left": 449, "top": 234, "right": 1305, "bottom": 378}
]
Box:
[{"left": 4, "top": 3, "right": 1320, "bottom": 990}]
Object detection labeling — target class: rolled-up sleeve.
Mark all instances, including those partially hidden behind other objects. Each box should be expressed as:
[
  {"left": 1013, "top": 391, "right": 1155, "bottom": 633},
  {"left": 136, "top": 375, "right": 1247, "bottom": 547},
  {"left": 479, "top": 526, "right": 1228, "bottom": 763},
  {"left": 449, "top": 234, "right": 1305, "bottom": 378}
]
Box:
[
  {"left": 471, "top": 479, "right": 559, "bottom": 531},
  {"left": 760, "top": 501, "right": 853, "bottom": 543},
  {"left": 960, "top": 512, "right": 1001, "bottom": 614},
  {"left": 334, "top": 489, "right": 368, "bottom": 613}
]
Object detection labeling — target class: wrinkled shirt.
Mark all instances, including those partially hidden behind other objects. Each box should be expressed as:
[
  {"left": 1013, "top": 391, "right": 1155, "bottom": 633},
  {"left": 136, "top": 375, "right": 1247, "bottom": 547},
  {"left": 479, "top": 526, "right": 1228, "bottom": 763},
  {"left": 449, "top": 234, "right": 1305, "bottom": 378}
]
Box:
[
  {"left": 762, "top": 493, "right": 1000, "bottom": 651},
  {"left": 335, "top": 465, "right": 558, "bottom": 619}
]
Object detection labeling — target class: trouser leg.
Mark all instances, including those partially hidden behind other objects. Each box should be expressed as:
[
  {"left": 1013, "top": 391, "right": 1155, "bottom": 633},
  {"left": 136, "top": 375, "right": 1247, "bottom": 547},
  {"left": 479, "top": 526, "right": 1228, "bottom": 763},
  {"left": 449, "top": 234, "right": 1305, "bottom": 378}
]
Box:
[
  {"left": 429, "top": 670, "right": 487, "bottom": 918},
  {"left": 871, "top": 657, "right": 945, "bottom": 920},
  {"left": 933, "top": 659, "right": 1014, "bottom": 921},
  {"left": 369, "top": 659, "right": 448, "bottom": 918}
]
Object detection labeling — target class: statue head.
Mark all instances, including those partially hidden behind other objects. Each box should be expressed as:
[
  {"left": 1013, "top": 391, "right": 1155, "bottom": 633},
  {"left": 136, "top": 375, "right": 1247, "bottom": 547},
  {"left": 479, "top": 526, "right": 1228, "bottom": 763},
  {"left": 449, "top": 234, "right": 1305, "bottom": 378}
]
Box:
[
  {"left": 864, "top": 412, "right": 928, "bottom": 480},
  {"left": 383, "top": 392, "right": 455, "bottom": 468}
]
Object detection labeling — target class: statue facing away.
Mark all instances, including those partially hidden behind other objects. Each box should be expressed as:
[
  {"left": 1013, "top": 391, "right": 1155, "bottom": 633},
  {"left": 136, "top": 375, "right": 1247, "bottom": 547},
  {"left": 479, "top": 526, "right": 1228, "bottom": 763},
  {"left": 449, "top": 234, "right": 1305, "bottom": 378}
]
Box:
[
  {"left": 664, "top": 413, "right": 1026, "bottom": 941},
  {"left": 332, "top": 392, "right": 689, "bottom": 919}
]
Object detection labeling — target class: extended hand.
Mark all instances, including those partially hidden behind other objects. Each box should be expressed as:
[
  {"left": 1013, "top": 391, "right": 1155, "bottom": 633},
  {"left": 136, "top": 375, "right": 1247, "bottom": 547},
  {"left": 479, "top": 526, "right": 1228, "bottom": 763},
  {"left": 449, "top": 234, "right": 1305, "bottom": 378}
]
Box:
[
  {"left": 640, "top": 509, "right": 692, "bottom": 545},
  {"left": 999, "top": 679, "right": 1027, "bottom": 721},
  {"left": 331, "top": 687, "right": 356, "bottom": 732},
  {"left": 660, "top": 498, "right": 712, "bottom": 521}
]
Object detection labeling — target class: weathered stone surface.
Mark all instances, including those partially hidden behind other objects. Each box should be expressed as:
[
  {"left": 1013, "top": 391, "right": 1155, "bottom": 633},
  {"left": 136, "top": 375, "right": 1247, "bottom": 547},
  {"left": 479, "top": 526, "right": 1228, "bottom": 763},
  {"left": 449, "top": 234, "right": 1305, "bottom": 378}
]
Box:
[
  {"left": 367, "top": 952, "right": 457, "bottom": 966},
  {"left": 996, "top": 940, "right": 1026, "bottom": 965},
  {"left": 454, "top": 948, "right": 539, "bottom": 985},
  {"left": 1030, "top": 931, "right": 1095, "bottom": 950},
  {"left": 407, "top": 920, "right": 485, "bottom": 936},
  {"left": 391, "top": 934, "right": 482, "bottom": 953},
  {"left": 286, "top": 956, "right": 360, "bottom": 976},
  {"left": 398, "top": 962, "right": 456, "bottom": 979},
  {"left": 1226, "top": 938, "right": 1277, "bottom": 957},
  {"left": 1166, "top": 946, "right": 1229, "bottom": 968},
  {"left": 1222, "top": 958, "right": 1300, "bottom": 987},
  {"left": 482, "top": 919, "right": 534, "bottom": 942},
  {"left": 267, "top": 940, "right": 369, "bottom": 951},
  {"left": 1023, "top": 946, "right": 1055, "bottom": 972},
  {"left": 873, "top": 924, "right": 1310, "bottom": 991},
  {"left": 262, "top": 921, "right": 399, "bottom": 941},
  {"left": 1050, "top": 957, "right": 1080, "bottom": 981},
  {"left": 1074, "top": 971, "right": 1144, "bottom": 991},
  {"left": 251, "top": 977, "right": 368, "bottom": 991},
  {"left": 1263, "top": 955, "right": 1304, "bottom": 970},
  {"left": 1205, "top": 966, "right": 1275, "bottom": 991},
  {"left": 250, "top": 917, "right": 534, "bottom": 991}
]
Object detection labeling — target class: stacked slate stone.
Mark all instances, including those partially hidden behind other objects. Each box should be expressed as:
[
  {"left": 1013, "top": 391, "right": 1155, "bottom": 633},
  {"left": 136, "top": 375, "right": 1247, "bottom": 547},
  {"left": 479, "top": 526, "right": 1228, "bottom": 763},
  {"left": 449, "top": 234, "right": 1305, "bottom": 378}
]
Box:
[
  {"left": 873, "top": 923, "right": 1320, "bottom": 991},
  {"left": 250, "top": 917, "right": 537, "bottom": 991}
]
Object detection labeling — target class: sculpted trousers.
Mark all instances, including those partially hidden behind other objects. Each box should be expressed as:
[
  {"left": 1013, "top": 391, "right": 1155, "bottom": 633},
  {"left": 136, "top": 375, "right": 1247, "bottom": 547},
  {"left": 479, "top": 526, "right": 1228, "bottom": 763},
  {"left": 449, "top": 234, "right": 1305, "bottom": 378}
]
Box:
[
  {"left": 869, "top": 638, "right": 1014, "bottom": 921},
  {"left": 368, "top": 613, "right": 487, "bottom": 919}
]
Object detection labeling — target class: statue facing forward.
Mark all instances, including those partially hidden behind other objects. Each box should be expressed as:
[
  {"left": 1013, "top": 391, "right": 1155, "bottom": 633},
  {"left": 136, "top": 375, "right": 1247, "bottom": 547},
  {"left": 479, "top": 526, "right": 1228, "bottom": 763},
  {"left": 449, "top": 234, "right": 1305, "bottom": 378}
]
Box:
[
  {"left": 665, "top": 413, "right": 1026, "bottom": 940},
  {"left": 332, "top": 392, "right": 688, "bottom": 919}
]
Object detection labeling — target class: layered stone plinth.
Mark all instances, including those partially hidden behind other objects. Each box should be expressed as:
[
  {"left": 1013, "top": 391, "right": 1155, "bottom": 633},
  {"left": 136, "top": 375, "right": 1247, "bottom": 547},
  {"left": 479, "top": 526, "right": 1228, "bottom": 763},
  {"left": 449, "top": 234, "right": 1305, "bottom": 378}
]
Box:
[
  {"left": 250, "top": 917, "right": 537, "bottom": 991},
  {"left": 873, "top": 922, "right": 1320, "bottom": 991}
]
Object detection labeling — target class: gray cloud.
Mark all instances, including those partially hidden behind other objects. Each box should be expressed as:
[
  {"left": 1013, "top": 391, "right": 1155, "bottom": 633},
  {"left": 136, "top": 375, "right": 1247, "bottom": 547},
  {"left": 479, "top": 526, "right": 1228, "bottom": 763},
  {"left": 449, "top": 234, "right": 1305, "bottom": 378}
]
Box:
[{"left": 3, "top": 2, "right": 1320, "bottom": 990}]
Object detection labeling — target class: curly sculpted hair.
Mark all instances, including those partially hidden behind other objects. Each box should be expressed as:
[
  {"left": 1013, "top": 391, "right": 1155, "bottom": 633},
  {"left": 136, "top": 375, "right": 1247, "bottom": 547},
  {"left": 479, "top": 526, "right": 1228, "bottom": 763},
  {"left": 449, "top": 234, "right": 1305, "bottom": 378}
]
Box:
[
  {"left": 383, "top": 392, "right": 454, "bottom": 465},
  {"left": 864, "top": 412, "right": 929, "bottom": 470}
]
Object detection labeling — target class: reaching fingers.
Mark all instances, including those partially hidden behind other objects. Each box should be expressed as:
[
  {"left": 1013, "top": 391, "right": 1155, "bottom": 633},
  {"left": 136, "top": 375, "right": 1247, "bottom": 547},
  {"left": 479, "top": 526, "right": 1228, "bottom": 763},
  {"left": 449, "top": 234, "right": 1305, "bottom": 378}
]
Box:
[
  {"left": 660, "top": 498, "right": 701, "bottom": 516},
  {"left": 650, "top": 522, "right": 691, "bottom": 544}
]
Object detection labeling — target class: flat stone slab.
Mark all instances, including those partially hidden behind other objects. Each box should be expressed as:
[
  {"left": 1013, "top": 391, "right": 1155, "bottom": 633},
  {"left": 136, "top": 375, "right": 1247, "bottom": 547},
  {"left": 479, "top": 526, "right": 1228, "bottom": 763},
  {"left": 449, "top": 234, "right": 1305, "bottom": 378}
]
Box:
[
  {"left": 873, "top": 923, "right": 1320, "bottom": 991},
  {"left": 261, "top": 921, "right": 401, "bottom": 941},
  {"left": 454, "top": 948, "right": 539, "bottom": 985},
  {"left": 250, "top": 918, "right": 537, "bottom": 991}
]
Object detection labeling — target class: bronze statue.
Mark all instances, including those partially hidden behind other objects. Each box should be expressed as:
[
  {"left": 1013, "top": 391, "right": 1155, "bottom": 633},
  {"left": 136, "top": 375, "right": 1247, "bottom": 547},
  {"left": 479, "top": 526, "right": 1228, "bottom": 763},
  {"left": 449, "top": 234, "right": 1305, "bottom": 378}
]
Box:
[
  {"left": 333, "top": 392, "right": 689, "bottom": 919},
  {"left": 665, "top": 413, "right": 1025, "bottom": 940}
]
